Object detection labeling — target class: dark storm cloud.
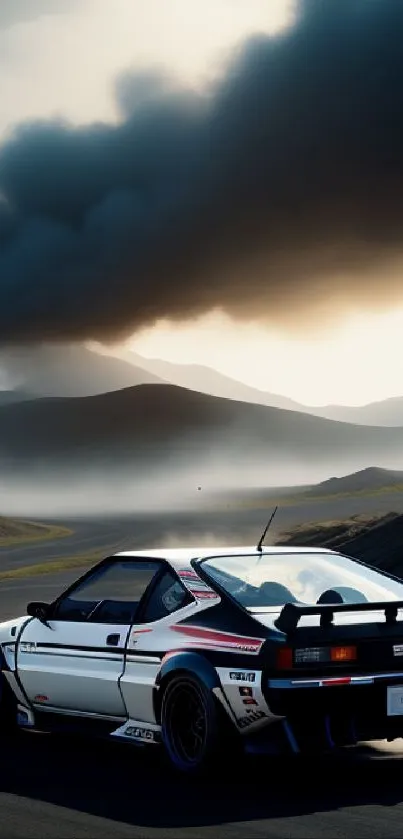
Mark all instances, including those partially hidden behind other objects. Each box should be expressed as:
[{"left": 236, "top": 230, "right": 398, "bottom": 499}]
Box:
[
  {"left": 1, "top": 0, "right": 403, "bottom": 343},
  {"left": 0, "top": 0, "right": 79, "bottom": 30}
]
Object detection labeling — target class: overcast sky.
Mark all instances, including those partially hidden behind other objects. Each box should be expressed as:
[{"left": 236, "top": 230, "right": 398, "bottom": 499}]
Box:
[
  {"left": 2, "top": 0, "right": 403, "bottom": 407},
  {"left": 0, "top": 0, "right": 290, "bottom": 136}
]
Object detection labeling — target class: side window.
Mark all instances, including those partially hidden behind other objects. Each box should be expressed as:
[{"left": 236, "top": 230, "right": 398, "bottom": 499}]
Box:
[
  {"left": 140, "top": 569, "right": 193, "bottom": 623},
  {"left": 52, "top": 560, "right": 161, "bottom": 624}
]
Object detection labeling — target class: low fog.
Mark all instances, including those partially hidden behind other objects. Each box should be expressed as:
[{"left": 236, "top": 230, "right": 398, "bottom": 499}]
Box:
[{"left": 2, "top": 446, "right": 403, "bottom": 518}]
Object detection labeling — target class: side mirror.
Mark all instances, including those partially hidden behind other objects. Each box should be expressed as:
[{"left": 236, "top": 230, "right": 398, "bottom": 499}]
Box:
[{"left": 27, "top": 601, "right": 51, "bottom": 622}]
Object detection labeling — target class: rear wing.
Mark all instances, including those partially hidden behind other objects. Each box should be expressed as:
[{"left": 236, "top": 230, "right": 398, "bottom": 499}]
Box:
[{"left": 274, "top": 600, "right": 403, "bottom": 635}]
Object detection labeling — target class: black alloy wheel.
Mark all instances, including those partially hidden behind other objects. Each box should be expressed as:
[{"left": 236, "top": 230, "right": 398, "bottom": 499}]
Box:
[{"left": 161, "top": 674, "right": 225, "bottom": 774}]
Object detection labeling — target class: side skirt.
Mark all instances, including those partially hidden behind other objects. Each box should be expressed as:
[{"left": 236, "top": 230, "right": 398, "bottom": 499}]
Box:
[
  {"left": 111, "top": 719, "right": 162, "bottom": 745},
  {"left": 31, "top": 706, "right": 126, "bottom": 739},
  {"left": 25, "top": 706, "right": 162, "bottom": 747}
]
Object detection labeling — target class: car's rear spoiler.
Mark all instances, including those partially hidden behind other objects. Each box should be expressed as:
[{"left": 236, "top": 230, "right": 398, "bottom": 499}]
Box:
[{"left": 274, "top": 600, "right": 403, "bottom": 635}]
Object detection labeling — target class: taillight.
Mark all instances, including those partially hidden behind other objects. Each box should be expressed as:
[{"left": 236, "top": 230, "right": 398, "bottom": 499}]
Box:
[
  {"left": 276, "top": 647, "right": 293, "bottom": 669},
  {"left": 330, "top": 645, "right": 356, "bottom": 662},
  {"left": 276, "top": 645, "right": 357, "bottom": 669}
]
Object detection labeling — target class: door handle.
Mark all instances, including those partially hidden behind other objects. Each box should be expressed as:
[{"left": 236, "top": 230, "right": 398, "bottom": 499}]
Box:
[{"left": 106, "top": 633, "right": 120, "bottom": 646}]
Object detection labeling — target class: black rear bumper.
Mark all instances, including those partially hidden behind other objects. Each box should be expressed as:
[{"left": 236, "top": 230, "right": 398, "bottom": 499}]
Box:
[{"left": 265, "top": 673, "right": 403, "bottom": 750}]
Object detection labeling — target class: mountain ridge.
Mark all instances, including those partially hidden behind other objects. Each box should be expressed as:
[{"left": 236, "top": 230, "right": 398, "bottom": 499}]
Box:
[
  {"left": 0, "top": 344, "right": 164, "bottom": 398},
  {"left": 1, "top": 383, "right": 403, "bottom": 479},
  {"left": 123, "top": 350, "right": 403, "bottom": 427},
  {"left": 2, "top": 343, "right": 403, "bottom": 428}
]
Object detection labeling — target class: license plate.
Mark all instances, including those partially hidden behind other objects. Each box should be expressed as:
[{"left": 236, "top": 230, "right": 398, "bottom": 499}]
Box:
[{"left": 387, "top": 686, "right": 403, "bottom": 715}]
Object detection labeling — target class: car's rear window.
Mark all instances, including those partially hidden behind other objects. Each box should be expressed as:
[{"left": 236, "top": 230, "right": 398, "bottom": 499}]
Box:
[{"left": 200, "top": 552, "right": 403, "bottom": 608}]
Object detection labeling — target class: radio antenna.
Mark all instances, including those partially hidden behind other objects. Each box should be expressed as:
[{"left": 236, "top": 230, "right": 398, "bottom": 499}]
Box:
[{"left": 256, "top": 505, "right": 278, "bottom": 552}]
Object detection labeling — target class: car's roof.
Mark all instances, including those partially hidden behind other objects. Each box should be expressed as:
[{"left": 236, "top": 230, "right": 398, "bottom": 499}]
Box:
[{"left": 115, "top": 545, "right": 337, "bottom": 570}]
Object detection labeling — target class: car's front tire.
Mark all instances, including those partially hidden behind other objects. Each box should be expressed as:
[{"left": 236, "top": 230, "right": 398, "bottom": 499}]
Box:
[{"left": 161, "top": 673, "right": 230, "bottom": 775}]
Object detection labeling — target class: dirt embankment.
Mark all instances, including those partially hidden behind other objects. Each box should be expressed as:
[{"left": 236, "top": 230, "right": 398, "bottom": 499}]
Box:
[{"left": 277, "top": 512, "right": 403, "bottom": 578}]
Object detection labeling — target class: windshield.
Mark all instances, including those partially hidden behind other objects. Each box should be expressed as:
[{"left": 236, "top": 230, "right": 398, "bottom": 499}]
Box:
[{"left": 200, "top": 552, "right": 403, "bottom": 609}]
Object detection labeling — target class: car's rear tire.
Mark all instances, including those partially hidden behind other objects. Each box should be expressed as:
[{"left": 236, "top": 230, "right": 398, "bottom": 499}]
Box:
[{"left": 161, "top": 674, "right": 232, "bottom": 775}]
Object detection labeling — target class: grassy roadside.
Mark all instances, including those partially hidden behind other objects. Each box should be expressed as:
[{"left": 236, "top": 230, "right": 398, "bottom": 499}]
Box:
[
  {"left": 216, "top": 483, "right": 403, "bottom": 511},
  {"left": 0, "top": 518, "right": 72, "bottom": 548},
  {"left": 0, "top": 549, "right": 105, "bottom": 581}
]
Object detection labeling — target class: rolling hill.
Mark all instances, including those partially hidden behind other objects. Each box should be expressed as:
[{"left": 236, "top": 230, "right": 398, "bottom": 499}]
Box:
[
  {"left": 279, "top": 512, "right": 403, "bottom": 580},
  {"left": 1, "top": 384, "right": 403, "bottom": 482},
  {"left": 3, "top": 343, "right": 403, "bottom": 429},
  {"left": 305, "top": 466, "right": 403, "bottom": 497}
]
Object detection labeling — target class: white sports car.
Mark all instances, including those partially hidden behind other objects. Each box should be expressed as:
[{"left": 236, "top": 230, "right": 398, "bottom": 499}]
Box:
[{"left": 2, "top": 544, "right": 403, "bottom": 773}]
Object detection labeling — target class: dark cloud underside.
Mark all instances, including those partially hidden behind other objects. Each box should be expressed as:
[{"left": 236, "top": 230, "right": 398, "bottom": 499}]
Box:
[{"left": 1, "top": 0, "right": 403, "bottom": 343}]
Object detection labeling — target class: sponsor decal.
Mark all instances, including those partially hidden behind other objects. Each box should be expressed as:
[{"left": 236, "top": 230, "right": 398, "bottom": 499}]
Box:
[
  {"left": 393, "top": 645, "right": 403, "bottom": 656},
  {"left": 125, "top": 725, "right": 159, "bottom": 742},
  {"left": 178, "top": 570, "right": 200, "bottom": 580},
  {"left": 230, "top": 671, "right": 256, "bottom": 682},
  {"left": 34, "top": 694, "right": 49, "bottom": 702},
  {"left": 171, "top": 625, "right": 264, "bottom": 654},
  {"left": 237, "top": 710, "right": 267, "bottom": 729},
  {"left": 20, "top": 642, "right": 37, "bottom": 653},
  {"left": 178, "top": 570, "right": 220, "bottom": 600},
  {"left": 239, "top": 686, "right": 253, "bottom": 697}
]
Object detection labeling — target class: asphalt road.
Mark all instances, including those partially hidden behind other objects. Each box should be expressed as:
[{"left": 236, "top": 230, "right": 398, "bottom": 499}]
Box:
[
  {"left": 1, "top": 491, "right": 403, "bottom": 617},
  {"left": 1, "top": 732, "right": 403, "bottom": 837},
  {"left": 0, "top": 516, "right": 145, "bottom": 571},
  {"left": 2, "top": 489, "right": 403, "bottom": 574}
]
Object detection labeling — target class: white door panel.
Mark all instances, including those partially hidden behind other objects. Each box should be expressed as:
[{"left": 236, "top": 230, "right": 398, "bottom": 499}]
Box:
[
  {"left": 16, "top": 557, "right": 168, "bottom": 718},
  {"left": 120, "top": 654, "right": 161, "bottom": 723},
  {"left": 17, "top": 618, "right": 129, "bottom": 716}
]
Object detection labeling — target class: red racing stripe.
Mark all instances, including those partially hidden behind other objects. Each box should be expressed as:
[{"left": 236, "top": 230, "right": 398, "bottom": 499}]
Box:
[{"left": 171, "top": 624, "right": 264, "bottom": 650}]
